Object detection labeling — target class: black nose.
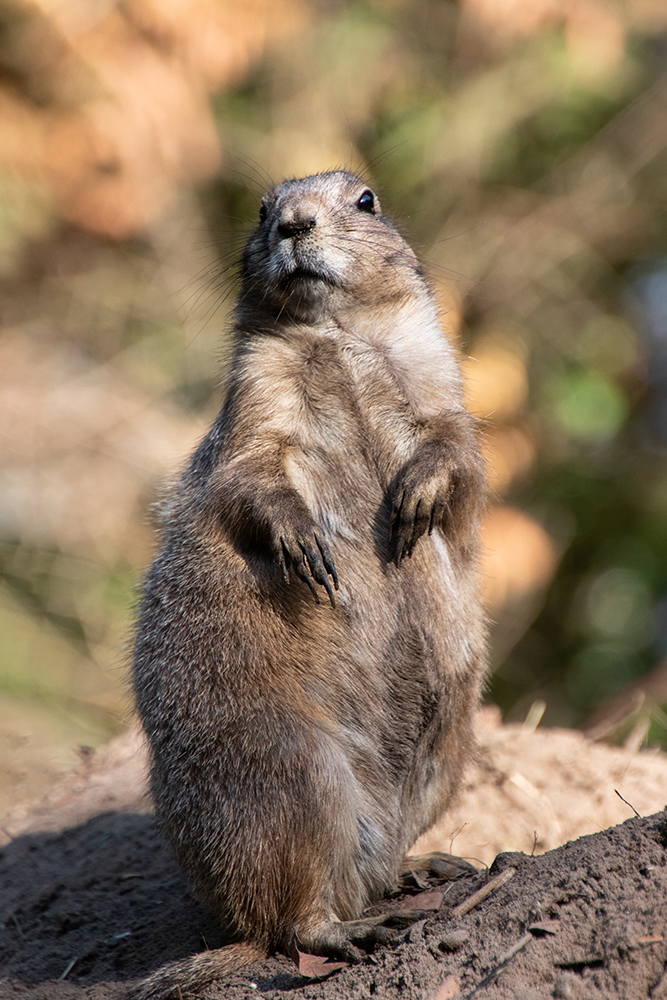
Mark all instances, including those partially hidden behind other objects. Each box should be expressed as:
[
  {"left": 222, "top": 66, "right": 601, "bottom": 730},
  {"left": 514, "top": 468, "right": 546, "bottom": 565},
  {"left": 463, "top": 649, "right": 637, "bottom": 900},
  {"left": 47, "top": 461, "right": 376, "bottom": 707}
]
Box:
[{"left": 277, "top": 215, "right": 317, "bottom": 239}]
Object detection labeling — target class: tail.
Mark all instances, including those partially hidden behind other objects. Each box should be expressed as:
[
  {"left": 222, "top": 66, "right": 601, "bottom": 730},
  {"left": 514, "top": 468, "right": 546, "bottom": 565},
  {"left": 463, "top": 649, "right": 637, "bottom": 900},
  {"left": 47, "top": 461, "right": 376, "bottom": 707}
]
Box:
[{"left": 128, "top": 941, "right": 267, "bottom": 999}]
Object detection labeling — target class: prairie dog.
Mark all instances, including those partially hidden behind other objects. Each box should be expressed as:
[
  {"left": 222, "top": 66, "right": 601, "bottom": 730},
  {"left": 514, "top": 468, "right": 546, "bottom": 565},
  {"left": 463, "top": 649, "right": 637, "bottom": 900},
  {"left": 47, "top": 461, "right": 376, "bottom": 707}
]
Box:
[{"left": 132, "top": 171, "right": 486, "bottom": 998}]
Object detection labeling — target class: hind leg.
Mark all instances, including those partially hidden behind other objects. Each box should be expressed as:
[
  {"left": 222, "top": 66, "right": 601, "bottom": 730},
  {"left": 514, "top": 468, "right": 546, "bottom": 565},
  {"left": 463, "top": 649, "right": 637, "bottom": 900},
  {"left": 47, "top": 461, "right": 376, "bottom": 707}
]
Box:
[
  {"left": 294, "top": 853, "right": 475, "bottom": 962},
  {"left": 296, "top": 908, "right": 431, "bottom": 963}
]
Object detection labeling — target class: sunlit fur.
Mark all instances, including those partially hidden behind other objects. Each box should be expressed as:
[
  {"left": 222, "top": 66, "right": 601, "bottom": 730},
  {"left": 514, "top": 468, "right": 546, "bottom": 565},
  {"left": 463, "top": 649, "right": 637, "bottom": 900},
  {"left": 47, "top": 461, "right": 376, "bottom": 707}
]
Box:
[{"left": 132, "top": 171, "right": 487, "bottom": 998}]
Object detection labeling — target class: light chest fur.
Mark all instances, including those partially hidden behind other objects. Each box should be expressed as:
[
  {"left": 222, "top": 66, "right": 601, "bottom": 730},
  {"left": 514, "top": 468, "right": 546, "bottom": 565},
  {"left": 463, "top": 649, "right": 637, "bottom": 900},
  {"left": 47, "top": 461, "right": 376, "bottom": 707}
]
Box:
[{"left": 223, "top": 298, "right": 462, "bottom": 543}]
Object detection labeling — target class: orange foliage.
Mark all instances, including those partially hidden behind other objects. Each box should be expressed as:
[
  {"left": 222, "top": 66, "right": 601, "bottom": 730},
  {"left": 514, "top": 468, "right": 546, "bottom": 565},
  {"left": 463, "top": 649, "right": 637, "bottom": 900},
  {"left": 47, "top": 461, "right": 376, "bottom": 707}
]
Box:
[
  {"left": 0, "top": 0, "right": 310, "bottom": 237},
  {"left": 461, "top": 0, "right": 626, "bottom": 72},
  {"left": 481, "top": 505, "right": 559, "bottom": 613}
]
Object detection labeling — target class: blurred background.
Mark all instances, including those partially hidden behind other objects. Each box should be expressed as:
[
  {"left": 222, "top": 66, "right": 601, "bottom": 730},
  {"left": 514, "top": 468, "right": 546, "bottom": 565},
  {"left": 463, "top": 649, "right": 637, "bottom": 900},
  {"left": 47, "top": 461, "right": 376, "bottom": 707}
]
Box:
[{"left": 2, "top": 0, "right": 667, "bottom": 812}]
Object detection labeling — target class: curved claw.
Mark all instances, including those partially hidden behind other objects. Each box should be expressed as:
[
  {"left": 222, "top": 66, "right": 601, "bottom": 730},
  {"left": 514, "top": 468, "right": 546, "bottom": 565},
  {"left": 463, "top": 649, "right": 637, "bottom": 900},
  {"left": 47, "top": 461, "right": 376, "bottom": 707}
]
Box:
[
  {"left": 278, "top": 525, "right": 339, "bottom": 606},
  {"left": 315, "top": 530, "right": 339, "bottom": 591},
  {"left": 429, "top": 496, "right": 447, "bottom": 535},
  {"left": 299, "top": 537, "right": 336, "bottom": 607},
  {"left": 279, "top": 543, "right": 290, "bottom": 584},
  {"left": 390, "top": 488, "right": 405, "bottom": 527},
  {"left": 391, "top": 490, "right": 421, "bottom": 564},
  {"left": 408, "top": 496, "right": 432, "bottom": 555},
  {"left": 293, "top": 552, "right": 320, "bottom": 602},
  {"left": 390, "top": 490, "right": 406, "bottom": 563},
  {"left": 389, "top": 476, "right": 453, "bottom": 565}
]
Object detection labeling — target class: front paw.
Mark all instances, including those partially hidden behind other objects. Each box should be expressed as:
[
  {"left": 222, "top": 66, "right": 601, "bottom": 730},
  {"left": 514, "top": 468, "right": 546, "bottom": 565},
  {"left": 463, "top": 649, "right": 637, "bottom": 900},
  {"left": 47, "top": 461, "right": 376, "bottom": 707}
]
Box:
[
  {"left": 274, "top": 522, "right": 339, "bottom": 606},
  {"left": 390, "top": 470, "right": 453, "bottom": 564},
  {"left": 389, "top": 447, "right": 481, "bottom": 564}
]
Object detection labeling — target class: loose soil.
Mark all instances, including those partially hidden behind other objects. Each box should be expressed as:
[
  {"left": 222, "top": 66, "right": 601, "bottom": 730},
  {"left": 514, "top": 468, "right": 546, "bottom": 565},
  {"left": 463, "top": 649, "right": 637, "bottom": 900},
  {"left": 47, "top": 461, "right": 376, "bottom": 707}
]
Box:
[
  {"left": 2, "top": 805, "right": 667, "bottom": 999},
  {"left": 3, "top": 718, "right": 667, "bottom": 999}
]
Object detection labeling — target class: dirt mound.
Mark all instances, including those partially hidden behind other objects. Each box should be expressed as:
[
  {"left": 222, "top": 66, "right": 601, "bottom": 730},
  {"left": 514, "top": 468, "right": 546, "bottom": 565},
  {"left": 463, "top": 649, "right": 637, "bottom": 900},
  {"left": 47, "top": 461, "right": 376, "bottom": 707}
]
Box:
[
  {"left": 1, "top": 809, "right": 666, "bottom": 999},
  {"left": 4, "top": 708, "right": 667, "bottom": 864},
  {"left": 2, "top": 718, "right": 667, "bottom": 999}
]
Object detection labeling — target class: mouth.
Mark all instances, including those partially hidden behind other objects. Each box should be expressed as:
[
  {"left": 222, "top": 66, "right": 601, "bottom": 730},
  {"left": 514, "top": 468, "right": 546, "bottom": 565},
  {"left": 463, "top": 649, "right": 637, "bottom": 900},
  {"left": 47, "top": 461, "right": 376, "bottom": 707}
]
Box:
[{"left": 279, "top": 264, "right": 336, "bottom": 288}]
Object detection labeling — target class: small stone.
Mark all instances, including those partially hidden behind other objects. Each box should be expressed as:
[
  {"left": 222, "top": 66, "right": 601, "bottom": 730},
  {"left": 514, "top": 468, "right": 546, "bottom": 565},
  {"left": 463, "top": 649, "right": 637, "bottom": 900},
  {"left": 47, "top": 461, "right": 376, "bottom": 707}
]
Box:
[
  {"left": 438, "top": 929, "right": 469, "bottom": 952},
  {"left": 553, "top": 972, "right": 581, "bottom": 999},
  {"left": 430, "top": 976, "right": 461, "bottom": 999},
  {"left": 408, "top": 918, "right": 427, "bottom": 943}
]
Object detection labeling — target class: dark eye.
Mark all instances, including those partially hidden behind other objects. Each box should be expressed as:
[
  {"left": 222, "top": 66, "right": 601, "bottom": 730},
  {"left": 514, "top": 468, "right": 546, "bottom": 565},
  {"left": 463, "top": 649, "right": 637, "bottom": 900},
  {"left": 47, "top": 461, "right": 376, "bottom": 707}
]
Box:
[
  {"left": 259, "top": 203, "right": 267, "bottom": 223},
  {"left": 357, "top": 190, "right": 375, "bottom": 214}
]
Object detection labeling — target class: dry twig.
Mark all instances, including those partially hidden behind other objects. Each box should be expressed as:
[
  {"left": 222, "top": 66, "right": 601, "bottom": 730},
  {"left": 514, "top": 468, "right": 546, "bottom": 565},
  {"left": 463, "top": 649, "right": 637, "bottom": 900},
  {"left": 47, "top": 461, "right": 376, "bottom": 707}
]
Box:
[
  {"left": 452, "top": 867, "right": 516, "bottom": 918},
  {"left": 59, "top": 957, "right": 78, "bottom": 981},
  {"left": 615, "top": 789, "right": 641, "bottom": 818}
]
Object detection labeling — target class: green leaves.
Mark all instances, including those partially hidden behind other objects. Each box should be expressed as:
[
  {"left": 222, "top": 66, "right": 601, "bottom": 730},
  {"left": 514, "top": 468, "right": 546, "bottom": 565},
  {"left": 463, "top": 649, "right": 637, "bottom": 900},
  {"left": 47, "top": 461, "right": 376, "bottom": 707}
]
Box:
[{"left": 551, "top": 371, "right": 628, "bottom": 444}]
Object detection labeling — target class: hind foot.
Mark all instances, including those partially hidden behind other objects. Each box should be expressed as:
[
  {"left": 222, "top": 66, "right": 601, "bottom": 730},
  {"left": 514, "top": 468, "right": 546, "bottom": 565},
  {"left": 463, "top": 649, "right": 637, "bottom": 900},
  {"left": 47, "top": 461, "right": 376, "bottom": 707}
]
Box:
[
  {"left": 399, "top": 851, "right": 477, "bottom": 892},
  {"left": 297, "top": 908, "right": 430, "bottom": 964}
]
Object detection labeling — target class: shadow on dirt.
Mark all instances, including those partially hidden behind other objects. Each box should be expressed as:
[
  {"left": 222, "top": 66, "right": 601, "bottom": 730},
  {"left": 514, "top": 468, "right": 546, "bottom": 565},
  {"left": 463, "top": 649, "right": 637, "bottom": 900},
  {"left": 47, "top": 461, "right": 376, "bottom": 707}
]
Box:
[
  {"left": 2, "top": 811, "right": 667, "bottom": 999},
  {"left": 0, "top": 812, "right": 223, "bottom": 985}
]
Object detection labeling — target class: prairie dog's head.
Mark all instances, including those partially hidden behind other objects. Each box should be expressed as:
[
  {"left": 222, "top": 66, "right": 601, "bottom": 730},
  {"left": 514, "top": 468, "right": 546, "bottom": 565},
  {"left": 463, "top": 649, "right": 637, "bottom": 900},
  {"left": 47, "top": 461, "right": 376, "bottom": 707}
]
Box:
[{"left": 238, "top": 171, "right": 425, "bottom": 324}]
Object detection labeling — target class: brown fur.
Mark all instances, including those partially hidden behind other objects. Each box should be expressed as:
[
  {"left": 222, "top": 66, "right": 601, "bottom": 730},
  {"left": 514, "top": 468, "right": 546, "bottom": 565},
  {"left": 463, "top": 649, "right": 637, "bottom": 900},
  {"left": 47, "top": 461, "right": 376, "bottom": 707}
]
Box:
[{"left": 131, "top": 171, "right": 487, "bottom": 998}]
